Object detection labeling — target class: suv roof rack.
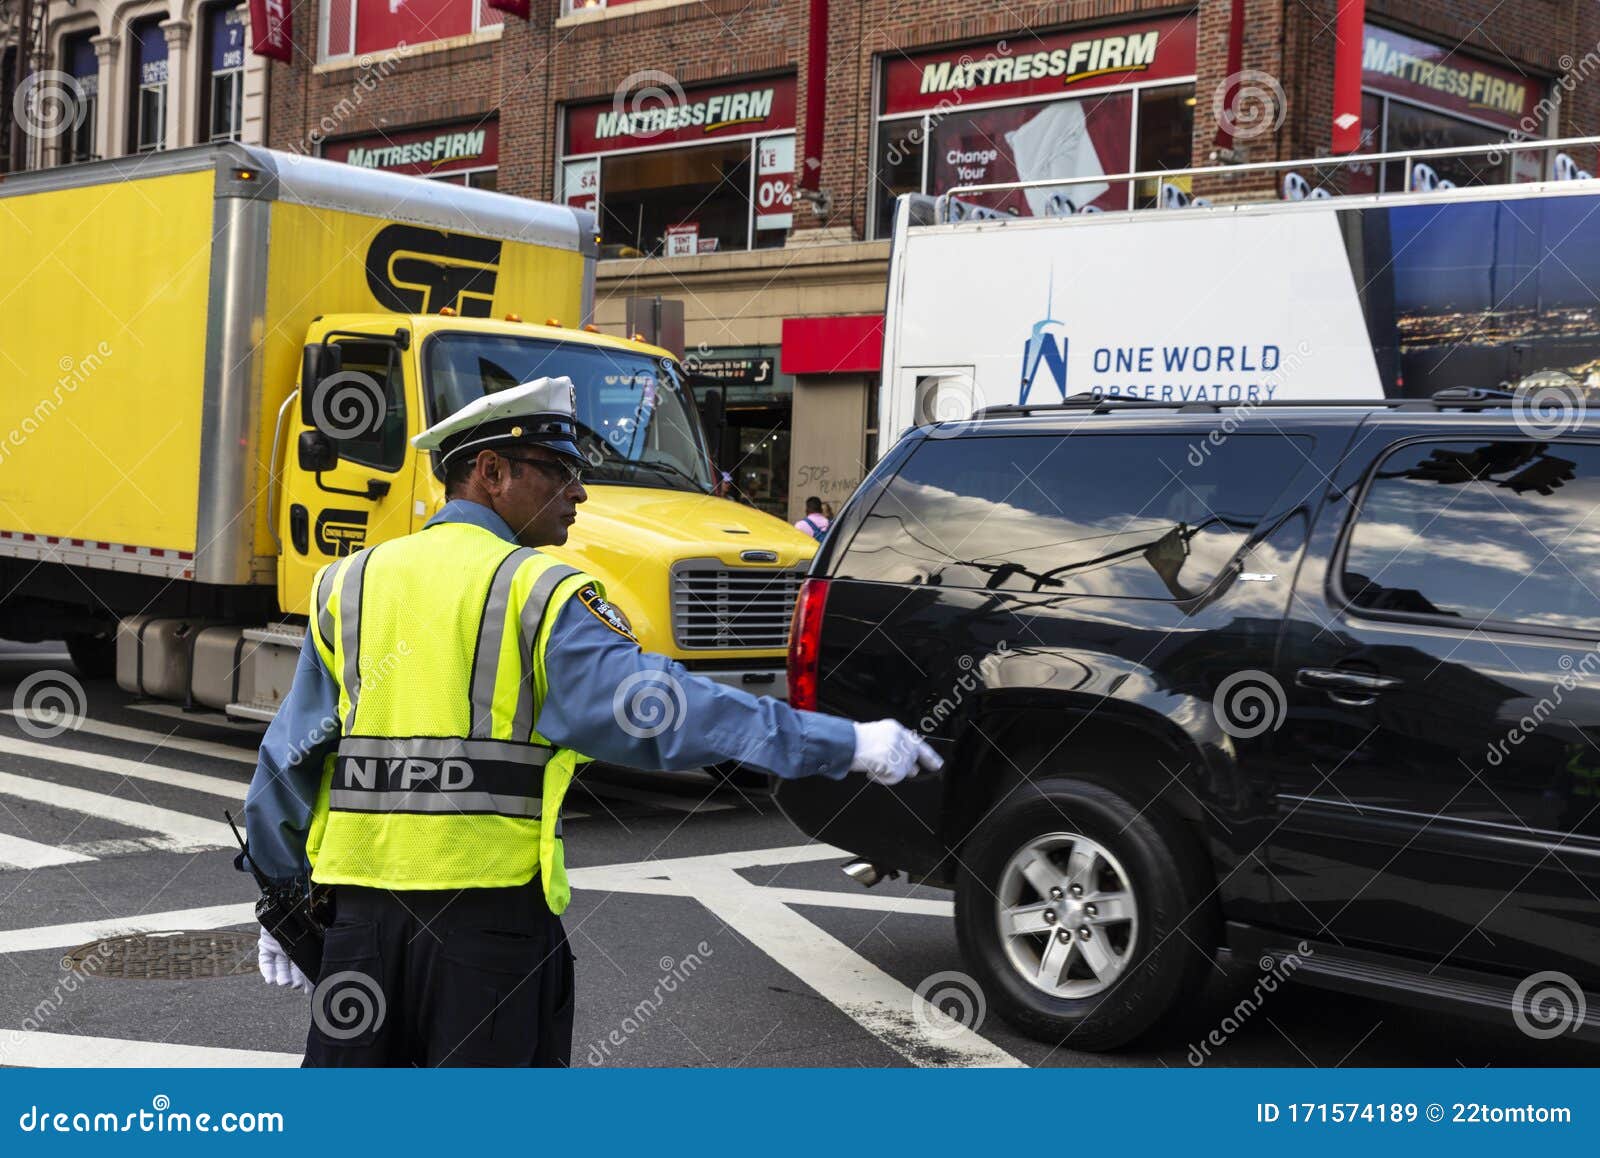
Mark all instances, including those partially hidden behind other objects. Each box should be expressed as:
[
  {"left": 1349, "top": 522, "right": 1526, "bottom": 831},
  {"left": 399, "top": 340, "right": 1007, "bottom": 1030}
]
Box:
[{"left": 978, "top": 387, "right": 1531, "bottom": 419}]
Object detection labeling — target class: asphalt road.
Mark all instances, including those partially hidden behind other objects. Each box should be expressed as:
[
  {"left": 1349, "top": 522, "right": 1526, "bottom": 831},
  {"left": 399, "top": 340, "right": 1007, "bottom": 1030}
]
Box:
[{"left": 0, "top": 641, "right": 1594, "bottom": 1068}]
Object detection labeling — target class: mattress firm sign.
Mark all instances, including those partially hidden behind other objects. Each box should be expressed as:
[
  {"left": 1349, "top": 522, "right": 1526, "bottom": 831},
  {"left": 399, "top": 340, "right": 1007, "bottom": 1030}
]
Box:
[
  {"left": 346, "top": 132, "right": 486, "bottom": 170},
  {"left": 564, "top": 76, "right": 797, "bottom": 155},
  {"left": 1362, "top": 23, "right": 1544, "bottom": 130},
  {"left": 324, "top": 121, "right": 499, "bottom": 178},
  {"left": 880, "top": 13, "right": 1197, "bottom": 116},
  {"left": 598, "top": 89, "right": 772, "bottom": 141}
]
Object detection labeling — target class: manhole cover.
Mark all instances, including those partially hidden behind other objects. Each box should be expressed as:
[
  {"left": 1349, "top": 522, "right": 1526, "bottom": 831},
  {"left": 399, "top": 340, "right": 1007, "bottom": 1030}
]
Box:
[{"left": 63, "top": 931, "right": 260, "bottom": 980}]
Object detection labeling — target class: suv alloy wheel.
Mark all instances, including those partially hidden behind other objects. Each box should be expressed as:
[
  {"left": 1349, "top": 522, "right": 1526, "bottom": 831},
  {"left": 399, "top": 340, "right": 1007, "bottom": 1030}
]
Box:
[{"left": 955, "top": 775, "right": 1216, "bottom": 1050}]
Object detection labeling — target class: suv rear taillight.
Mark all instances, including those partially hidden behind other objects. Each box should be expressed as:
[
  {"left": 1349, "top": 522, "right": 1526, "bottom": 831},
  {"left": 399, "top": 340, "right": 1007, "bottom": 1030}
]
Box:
[{"left": 786, "top": 578, "right": 831, "bottom": 711}]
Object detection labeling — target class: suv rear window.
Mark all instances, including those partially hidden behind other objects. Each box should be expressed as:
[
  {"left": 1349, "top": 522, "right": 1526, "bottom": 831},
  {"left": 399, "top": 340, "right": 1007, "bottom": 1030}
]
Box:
[
  {"left": 1342, "top": 439, "right": 1600, "bottom": 635},
  {"left": 835, "top": 433, "right": 1310, "bottom": 599}
]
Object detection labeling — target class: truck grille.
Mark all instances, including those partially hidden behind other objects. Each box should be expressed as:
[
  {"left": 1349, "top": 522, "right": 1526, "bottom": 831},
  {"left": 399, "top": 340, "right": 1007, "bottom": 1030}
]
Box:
[{"left": 670, "top": 560, "right": 806, "bottom": 650}]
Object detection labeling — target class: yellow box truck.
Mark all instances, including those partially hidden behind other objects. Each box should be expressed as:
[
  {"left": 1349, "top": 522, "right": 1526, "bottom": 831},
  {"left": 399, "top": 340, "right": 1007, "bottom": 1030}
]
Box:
[{"left": 0, "top": 144, "right": 814, "bottom": 724}]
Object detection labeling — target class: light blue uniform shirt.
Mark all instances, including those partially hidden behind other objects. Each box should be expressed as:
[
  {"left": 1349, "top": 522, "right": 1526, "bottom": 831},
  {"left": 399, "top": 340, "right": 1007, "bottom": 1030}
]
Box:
[{"left": 241, "top": 498, "right": 855, "bottom": 884}]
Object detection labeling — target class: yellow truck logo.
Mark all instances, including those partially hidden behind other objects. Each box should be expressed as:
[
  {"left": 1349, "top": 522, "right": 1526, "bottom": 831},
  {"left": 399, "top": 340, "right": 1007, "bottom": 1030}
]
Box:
[
  {"left": 364, "top": 224, "right": 503, "bottom": 317},
  {"left": 313, "top": 508, "right": 368, "bottom": 556}
]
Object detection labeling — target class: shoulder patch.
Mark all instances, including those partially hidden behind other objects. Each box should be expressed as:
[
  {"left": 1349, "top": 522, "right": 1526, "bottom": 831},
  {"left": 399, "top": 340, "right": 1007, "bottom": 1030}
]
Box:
[{"left": 577, "top": 584, "right": 636, "bottom": 641}]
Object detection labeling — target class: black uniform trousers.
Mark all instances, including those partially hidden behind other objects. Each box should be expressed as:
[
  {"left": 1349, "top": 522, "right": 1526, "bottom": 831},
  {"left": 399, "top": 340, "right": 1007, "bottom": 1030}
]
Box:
[{"left": 302, "top": 875, "right": 574, "bottom": 1068}]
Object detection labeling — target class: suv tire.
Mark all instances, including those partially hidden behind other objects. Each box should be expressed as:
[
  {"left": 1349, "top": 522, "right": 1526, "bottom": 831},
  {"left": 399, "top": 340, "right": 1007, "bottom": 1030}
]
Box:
[{"left": 954, "top": 774, "right": 1215, "bottom": 1050}]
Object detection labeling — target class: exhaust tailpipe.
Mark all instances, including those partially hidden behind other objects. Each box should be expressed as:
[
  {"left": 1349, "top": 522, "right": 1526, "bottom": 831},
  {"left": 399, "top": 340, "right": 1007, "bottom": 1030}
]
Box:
[{"left": 842, "top": 859, "right": 900, "bottom": 888}]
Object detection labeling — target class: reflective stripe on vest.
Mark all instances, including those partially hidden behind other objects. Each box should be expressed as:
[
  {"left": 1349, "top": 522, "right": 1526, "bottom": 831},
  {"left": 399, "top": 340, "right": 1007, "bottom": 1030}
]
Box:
[
  {"left": 306, "top": 521, "right": 591, "bottom": 906},
  {"left": 336, "top": 547, "right": 373, "bottom": 732},
  {"left": 514, "top": 562, "right": 578, "bottom": 738},
  {"left": 468, "top": 549, "right": 579, "bottom": 740},
  {"left": 314, "top": 563, "right": 338, "bottom": 656},
  {"left": 328, "top": 736, "right": 554, "bottom": 819}
]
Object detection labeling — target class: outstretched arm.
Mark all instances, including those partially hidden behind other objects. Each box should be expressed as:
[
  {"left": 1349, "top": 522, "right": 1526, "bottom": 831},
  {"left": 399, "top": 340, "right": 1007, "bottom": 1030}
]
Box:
[{"left": 536, "top": 593, "right": 854, "bottom": 777}]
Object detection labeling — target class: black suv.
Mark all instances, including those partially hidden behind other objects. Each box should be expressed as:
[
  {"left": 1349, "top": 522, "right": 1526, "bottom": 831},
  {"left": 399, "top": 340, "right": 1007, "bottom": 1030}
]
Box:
[{"left": 780, "top": 393, "right": 1600, "bottom": 1050}]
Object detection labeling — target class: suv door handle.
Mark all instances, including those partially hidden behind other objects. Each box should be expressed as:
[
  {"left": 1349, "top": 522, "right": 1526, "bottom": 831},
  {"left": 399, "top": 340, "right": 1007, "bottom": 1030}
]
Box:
[{"left": 1296, "top": 667, "right": 1403, "bottom": 707}]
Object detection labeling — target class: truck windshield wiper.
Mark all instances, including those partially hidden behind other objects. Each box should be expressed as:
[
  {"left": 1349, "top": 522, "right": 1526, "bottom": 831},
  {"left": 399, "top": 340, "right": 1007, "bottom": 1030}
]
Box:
[{"left": 614, "top": 458, "right": 710, "bottom": 493}]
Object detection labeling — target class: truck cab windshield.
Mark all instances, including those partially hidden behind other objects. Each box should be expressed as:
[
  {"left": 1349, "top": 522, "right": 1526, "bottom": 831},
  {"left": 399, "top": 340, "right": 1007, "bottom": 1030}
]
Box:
[{"left": 424, "top": 334, "right": 713, "bottom": 493}]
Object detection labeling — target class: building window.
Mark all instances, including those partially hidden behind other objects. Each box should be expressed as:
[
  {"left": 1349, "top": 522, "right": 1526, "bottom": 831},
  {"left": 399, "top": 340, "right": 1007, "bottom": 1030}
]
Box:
[
  {"left": 60, "top": 32, "right": 99, "bottom": 164},
  {"left": 870, "top": 14, "right": 1198, "bottom": 237},
  {"left": 561, "top": 0, "right": 660, "bottom": 13},
  {"left": 1376, "top": 100, "right": 1506, "bottom": 190},
  {"left": 1133, "top": 84, "right": 1197, "bottom": 208},
  {"left": 128, "top": 17, "right": 167, "bottom": 154},
  {"left": 431, "top": 169, "right": 498, "bottom": 189},
  {"left": 203, "top": 5, "right": 246, "bottom": 142},
  {"left": 561, "top": 77, "right": 796, "bottom": 258},
  {"left": 321, "top": 0, "right": 497, "bottom": 62}
]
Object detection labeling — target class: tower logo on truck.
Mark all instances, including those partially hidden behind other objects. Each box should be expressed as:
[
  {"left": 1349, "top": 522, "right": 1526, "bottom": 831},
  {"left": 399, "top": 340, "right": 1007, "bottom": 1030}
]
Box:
[
  {"left": 1020, "top": 272, "right": 1068, "bottom": 404},
  {"left": 364, "top": 224, "right": 502, "bottom": 318}
]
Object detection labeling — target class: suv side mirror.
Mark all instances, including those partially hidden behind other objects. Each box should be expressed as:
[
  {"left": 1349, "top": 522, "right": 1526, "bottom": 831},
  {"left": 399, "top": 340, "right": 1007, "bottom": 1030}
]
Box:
[
  {"left": 299, "top": 342, "right": 343, "bottom": 428},
  {"left": 297, "top": 429, "right": 339, "bottom": 473}
]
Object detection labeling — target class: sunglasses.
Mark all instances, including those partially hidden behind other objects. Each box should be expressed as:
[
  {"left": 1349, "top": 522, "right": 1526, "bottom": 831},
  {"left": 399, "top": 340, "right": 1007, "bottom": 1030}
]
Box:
[{"left": 499, "top": 452, "right": 585, "bottom": 486}]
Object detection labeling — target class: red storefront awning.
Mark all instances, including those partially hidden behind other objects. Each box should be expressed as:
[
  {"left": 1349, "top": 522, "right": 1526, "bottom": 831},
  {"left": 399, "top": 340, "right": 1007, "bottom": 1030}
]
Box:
[{"left": 781, "top": 315, "right": 883, "bottom": 375}]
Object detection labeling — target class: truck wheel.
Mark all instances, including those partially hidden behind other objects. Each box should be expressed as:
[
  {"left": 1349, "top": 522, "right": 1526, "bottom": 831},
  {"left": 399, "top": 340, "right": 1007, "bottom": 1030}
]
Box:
[
  {"left": 954, "top": 775, "right": 1215, "bottom": 1051},
  {"left": 64, "top": 631, "right": 117, "bottom": 680}
]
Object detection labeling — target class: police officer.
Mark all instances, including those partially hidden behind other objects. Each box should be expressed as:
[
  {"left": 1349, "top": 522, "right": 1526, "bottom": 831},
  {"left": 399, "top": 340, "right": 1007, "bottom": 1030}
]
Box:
[{"left": 241, "top": 376, "right": 940, "bottom": 1067}]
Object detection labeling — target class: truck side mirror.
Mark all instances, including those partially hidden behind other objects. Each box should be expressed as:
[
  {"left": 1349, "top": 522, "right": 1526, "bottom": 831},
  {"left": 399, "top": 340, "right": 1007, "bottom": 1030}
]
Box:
[
  {"left": 297, "top": 429, "right": 339, "bottom": 473},
  {"left": 299, "top": 343, "right": 344, "bottom": 428}
]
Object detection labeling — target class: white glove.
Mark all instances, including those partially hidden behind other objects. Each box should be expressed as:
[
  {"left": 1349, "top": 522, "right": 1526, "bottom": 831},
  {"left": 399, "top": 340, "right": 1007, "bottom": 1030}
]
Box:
[
  {"left": 850, "top": 720, "right": 944, "bottom": 786},
  {"left": 257, "top": 926, "right": 315, "bottom": 995}
]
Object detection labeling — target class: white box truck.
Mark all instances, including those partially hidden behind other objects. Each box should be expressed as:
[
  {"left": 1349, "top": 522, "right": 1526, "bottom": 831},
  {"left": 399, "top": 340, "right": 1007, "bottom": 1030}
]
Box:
[{"left": 877, "top": 137, "right": 1600, "bottom": 458}]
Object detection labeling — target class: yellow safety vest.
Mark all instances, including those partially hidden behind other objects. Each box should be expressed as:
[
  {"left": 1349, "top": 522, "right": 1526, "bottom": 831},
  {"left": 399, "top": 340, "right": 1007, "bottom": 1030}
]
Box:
[{"left": 304, "top": 520, "right": 594, "bottom": 913}]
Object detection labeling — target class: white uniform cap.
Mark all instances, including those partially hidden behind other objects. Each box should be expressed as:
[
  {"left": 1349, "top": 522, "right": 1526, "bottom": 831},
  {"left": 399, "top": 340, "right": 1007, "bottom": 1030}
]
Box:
[{"left": 412, "top": 375, "right": 584, "bottom": 468}]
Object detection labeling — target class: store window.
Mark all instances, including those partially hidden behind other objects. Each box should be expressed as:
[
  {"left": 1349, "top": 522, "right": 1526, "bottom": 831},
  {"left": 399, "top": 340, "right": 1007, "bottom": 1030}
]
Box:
[
  {"left": 1358, "top": 24, "right": 1548, "bottom": 193},
  {"left": 870, "top": 14, "right": 1198, "bottom": 237},
  {"left": 203, "top": 5, "right": 246, "bottom": 142},
  {"left": 1379, "top": 102, "right": 1506, "bottom": 190},
  {"left": 686, "top": 348, "right": 792, "bottom": 517},
  {"left": 59, "top": 32, "right": 98, "bottom": 164},
  {"left": 601, "top": 142, "right": 752, "bottom": 255},
  {"left": 1133, "top": 84, "right": 1197, "bottom": 207},
  {"left": 434, "top": 170, "right": 498, "bottom": 190},
  {"left": 561, "top": 76, "right": 796, "bottom": 258},
  {"left": 128, "top": 17, "right": 167, "bottom": 154},
  {"left": 321, "top": 0, "right": 499, "bottom": 62},
  {"left": 322, "top": 119, "right": 499, "bottom": 189}
]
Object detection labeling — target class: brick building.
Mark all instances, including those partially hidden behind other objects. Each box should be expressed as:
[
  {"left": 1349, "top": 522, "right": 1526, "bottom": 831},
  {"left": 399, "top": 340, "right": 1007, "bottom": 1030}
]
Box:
[
  {"left": 8, "top": 0, "right": 1598, "bottom": 517},
  {"left": 0, "top": 0, "right": 270, "bottom": 167}
]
